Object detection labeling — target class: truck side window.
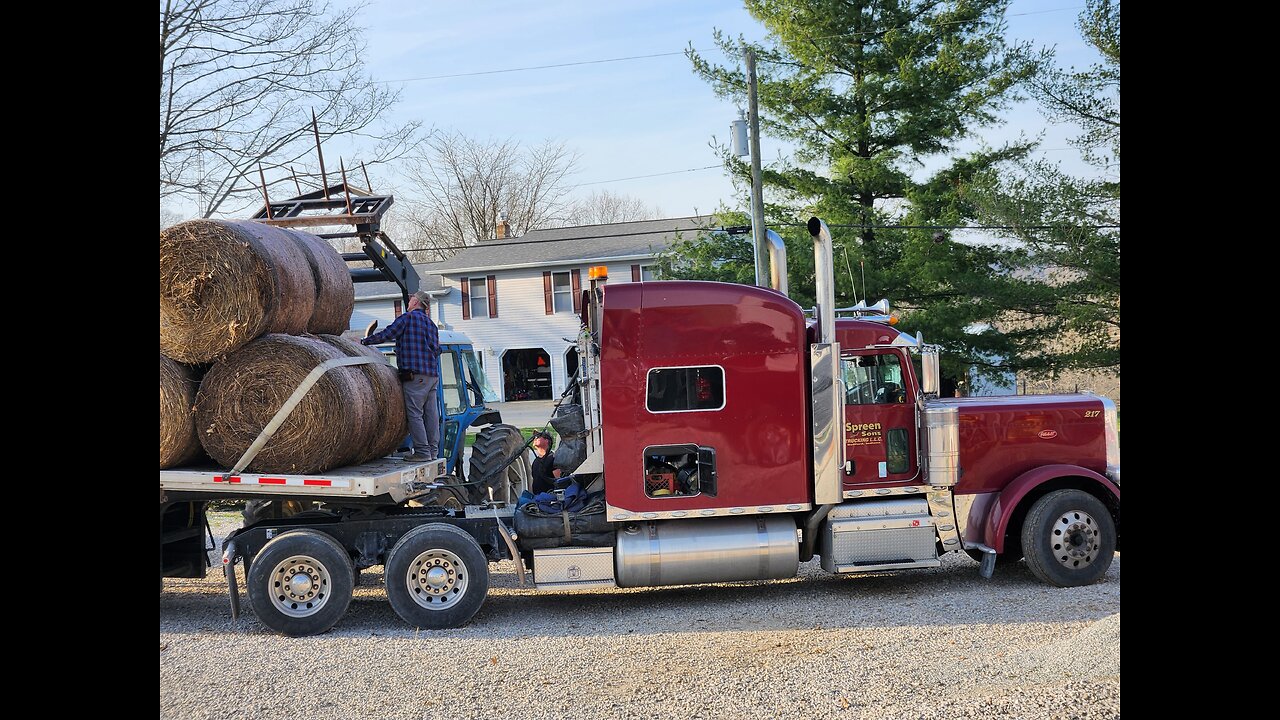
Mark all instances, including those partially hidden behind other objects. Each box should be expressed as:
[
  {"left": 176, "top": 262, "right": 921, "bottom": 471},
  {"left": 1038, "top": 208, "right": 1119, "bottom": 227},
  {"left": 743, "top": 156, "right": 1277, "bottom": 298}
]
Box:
[
  {"left": 646, "top": 366, "right": 725, "bottom": 413},
  {"left": 842, "top": 353, "right": 906, "bottom": 405}
]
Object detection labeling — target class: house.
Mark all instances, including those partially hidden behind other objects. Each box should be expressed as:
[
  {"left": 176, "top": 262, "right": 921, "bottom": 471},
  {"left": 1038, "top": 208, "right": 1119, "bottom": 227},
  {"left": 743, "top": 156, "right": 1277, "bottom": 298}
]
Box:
[{"left": 349, "top": 215, "right": 717, "bottom": 401}]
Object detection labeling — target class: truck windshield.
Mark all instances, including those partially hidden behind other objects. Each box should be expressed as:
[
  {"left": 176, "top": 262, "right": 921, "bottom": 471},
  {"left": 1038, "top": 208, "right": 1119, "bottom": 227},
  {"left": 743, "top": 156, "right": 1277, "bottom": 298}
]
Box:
[{"left": 462, "top": 351, "right": 498, "bottom": 405}]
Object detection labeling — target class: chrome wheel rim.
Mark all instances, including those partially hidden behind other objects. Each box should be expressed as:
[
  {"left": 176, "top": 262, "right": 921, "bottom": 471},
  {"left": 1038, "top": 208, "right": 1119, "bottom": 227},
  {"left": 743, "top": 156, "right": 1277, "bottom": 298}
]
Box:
[
  {"left": 405, "top": 548, "right": 468, "bottom": 610},
  {"left": 1051, "top": 509, "right": 1102, "bottom": 569},
  {"left": 269, "top": 555, "right": 332, "bottom": 617}
]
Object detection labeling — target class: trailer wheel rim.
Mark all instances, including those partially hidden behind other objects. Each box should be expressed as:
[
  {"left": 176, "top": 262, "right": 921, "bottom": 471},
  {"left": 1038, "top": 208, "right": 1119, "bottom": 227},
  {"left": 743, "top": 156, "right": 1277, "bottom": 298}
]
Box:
[
  {"left": 405, "top": 548, "right": 468, "bottom": 610},
  {"left": 269, "top": 555, "right": 332, "bottom": 617},
  {"left": 1051, "top": 509, "right": 1102, "bottom": 570}
]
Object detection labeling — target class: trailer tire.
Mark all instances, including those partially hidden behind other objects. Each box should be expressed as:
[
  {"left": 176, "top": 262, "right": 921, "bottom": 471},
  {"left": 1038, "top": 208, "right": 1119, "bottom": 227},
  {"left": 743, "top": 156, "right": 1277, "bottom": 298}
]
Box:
[
  {"left": 385, "top": 523, "right": 488, "bottom": 629},
  {"left": 468, "top": 424, "right": 532, "bottom": 504},
  {"left": 1020, "top": 489, "right": 1116, "bottom": 587},
  {"left": 247, "top": 529, "right": 354, "bottom": 636}
]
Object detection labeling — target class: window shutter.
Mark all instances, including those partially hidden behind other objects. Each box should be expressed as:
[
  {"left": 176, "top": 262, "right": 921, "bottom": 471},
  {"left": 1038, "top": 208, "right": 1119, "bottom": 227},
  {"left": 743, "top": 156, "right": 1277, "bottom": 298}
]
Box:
[
  {"left": 631, "top": 264, "right": 641, "bottom": 282},
  {"left": 571, "top": 269, "right": 582, "bottom": 314},
  {"left": 460, "top": 277, "right": 470, "bottom": 320},
  {"left": 487, "top": 275, "right": 498, "bottom": 318},
  {"left": 393, "top": 299, "right": 402, "bottom": 318},
  {"left": 543, "top": 271, "right": 553, "bottom": 315}
]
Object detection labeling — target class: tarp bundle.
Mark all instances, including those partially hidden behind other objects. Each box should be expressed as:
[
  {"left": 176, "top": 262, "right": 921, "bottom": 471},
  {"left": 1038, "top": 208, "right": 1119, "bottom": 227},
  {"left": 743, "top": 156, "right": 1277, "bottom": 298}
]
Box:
[
  {"left": 550, "top": 403, "right": 588, "bottom": 475},
  {"left": 514, "top": 482, "right": 611, "bottom": 549}
]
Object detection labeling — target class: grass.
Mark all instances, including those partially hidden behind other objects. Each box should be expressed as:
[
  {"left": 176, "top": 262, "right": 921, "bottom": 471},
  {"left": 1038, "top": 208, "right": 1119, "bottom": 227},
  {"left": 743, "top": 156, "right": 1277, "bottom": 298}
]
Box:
[{"left": 463, "top": 426, "right": 558, "bottom": 448}]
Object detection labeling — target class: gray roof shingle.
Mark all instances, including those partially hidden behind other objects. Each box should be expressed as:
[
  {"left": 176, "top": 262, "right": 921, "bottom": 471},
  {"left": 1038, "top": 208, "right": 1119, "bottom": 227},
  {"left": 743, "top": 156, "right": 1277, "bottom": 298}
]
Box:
[{"left": 427, "top": 215, "right": 717, "bottom": 274}]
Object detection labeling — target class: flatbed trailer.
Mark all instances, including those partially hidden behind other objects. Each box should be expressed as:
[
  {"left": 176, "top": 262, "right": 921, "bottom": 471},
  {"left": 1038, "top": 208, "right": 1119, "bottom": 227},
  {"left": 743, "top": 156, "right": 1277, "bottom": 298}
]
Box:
[{"left": 160, "top": 456, "right": 521, "bottom": 636}]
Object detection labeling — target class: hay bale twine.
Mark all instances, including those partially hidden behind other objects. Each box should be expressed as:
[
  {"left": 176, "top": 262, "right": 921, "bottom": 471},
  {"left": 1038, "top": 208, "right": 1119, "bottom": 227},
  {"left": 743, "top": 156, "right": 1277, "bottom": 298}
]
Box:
[
  {"left": 160, "top": 220, "right": 316, "bottom": 363},
  {"left": 284, "top": 229, "right": 355, "bottom": 334},
  {"left": 160, "top": 353, "right": 205, "bottom": 468},
  {"left": 318, "top": 334, "right": 407, "bottom": 462},
  {"left": 195, "top": 334, "right": 377, "bottom": 474}
]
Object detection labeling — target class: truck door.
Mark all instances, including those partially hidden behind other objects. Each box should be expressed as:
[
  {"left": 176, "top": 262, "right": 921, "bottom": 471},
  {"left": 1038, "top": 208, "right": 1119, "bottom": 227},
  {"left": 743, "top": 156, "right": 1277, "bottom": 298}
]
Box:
[
  {"left": 840, "top": 350, "right": 918, "bottom": 486},
  {"left": 439, "top": 350, "right": 465, "bottom": 466}
]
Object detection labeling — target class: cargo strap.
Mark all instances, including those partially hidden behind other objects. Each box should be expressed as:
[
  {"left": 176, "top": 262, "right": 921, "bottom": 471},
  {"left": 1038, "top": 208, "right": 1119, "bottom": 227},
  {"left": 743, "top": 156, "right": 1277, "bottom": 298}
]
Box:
[
  {"left": 562, "top": 511, "right": 573, "bottom": 542},
  {"left": 228, "top": 356, "right": 384, "bottom": 477}
]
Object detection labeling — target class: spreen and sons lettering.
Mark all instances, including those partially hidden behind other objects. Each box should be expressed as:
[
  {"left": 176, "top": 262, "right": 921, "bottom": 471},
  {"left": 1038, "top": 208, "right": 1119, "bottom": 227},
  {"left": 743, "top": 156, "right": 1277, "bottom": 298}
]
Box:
[{"left": 845, "top": 421, "right": 883, "bottom": 447}]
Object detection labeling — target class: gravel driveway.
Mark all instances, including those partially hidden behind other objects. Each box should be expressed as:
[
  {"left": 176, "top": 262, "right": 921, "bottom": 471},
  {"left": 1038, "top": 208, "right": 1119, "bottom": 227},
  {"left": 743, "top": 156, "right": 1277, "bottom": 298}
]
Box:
[{"left": 160, "top": 513, "right": 1119, "bottom": 720}]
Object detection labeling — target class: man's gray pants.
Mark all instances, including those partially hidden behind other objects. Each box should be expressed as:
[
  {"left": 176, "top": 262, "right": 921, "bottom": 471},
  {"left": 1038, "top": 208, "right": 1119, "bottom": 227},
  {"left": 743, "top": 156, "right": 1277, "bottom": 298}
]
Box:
[{"left": 403, "top": 373, "right": 440, "bottom": 458}]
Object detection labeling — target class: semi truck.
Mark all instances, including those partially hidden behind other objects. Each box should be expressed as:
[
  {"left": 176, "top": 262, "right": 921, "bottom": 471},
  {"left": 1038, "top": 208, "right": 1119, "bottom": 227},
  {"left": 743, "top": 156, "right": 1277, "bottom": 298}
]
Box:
[{"left": 161, "top": 215, "right": 1119, "bottom": 637}]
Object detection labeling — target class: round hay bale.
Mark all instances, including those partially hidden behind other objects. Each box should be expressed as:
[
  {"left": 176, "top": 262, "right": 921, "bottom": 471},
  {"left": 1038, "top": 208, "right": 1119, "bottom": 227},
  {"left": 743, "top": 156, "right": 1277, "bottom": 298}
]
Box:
[
  {"left": 160, "top": 353, "right": 205, "bottom": 468},
  {"left": 318, "top": 334, "right": 407, "bottom": 462},
  {"left": 160, "top": 220, "right": 316, "bottom": 363},
  {"left": 284, "top": 229, "right": 355, "bottom": 334},
  {"left": 195, "top": 334, "right": 377, "bottom": 474}
]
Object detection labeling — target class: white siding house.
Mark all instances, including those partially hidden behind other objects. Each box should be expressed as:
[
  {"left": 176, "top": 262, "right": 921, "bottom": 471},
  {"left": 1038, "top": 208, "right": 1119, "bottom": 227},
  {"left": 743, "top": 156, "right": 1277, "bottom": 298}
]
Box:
[{"left": 350, "top": 216, "right": 715, "bottom": 401}]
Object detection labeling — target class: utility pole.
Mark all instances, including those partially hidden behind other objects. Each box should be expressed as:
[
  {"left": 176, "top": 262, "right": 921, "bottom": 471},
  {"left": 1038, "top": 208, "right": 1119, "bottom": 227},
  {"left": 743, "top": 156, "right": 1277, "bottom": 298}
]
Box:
[{"left": 745, "top": 49, "right": 767, "bottom": 288}]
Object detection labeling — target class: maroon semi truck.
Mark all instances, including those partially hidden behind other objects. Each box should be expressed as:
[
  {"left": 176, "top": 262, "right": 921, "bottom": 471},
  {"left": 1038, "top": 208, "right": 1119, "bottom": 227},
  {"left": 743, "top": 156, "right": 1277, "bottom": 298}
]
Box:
[
  {"left": 557, "top": 217, "right": 1119, "bottom": 592},
  {"left": 201, "top": 217, "right": 1119, "bottom": 635}
]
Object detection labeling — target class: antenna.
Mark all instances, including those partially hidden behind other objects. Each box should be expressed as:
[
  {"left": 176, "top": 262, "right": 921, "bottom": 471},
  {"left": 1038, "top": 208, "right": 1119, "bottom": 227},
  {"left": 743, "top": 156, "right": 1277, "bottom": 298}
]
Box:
[
  {"left": 841, "top": 245, "right": 859, "bottom": 305},
  {"left": 860, "top": 259, "right": 867, "bottom": 304}
]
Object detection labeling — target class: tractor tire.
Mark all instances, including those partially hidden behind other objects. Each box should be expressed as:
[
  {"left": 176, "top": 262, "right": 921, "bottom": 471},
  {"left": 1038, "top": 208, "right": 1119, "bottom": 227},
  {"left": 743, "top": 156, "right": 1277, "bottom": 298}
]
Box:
[{"left": 468, "top": 424, "right": 532, "bottom": 505}]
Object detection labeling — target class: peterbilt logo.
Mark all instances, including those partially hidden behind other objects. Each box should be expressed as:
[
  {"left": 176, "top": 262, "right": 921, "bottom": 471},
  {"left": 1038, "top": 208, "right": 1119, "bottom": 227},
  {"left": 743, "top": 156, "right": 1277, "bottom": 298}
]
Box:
[
  {"left": 1038, "top": 430, "right": 1058, "bottom": 439},
  {"left": 567, "top": 565, "right": 582, "bottom": 580}
]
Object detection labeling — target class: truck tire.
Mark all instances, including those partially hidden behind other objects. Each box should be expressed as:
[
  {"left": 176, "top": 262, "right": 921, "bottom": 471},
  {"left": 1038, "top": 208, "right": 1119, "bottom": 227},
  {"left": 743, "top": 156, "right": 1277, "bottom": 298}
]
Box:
[
  {"left": 468, "top": 424, "right": 532, "bottom": 504},
  {"left": 1020, "top": 489, "right": 1116, "bottom": 587},
  {"left": 384, "top": 523, "right": 489, "bottom": 629},
  {"left": 246, "top": 529, "right": 354, "bottom": 637}
]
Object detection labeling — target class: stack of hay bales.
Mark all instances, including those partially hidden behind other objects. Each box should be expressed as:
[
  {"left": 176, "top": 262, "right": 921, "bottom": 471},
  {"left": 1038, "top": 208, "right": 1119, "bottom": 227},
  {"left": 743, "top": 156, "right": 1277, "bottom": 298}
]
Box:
[{"left": 160, "top": 219, "right": 402, "bottom": 473}]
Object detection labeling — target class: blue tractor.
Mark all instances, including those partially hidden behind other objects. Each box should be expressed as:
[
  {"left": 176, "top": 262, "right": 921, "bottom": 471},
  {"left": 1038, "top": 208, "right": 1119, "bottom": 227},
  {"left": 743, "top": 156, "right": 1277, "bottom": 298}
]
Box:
[{"left": 364, "top": 327, "right": 532, "bottom": 510}]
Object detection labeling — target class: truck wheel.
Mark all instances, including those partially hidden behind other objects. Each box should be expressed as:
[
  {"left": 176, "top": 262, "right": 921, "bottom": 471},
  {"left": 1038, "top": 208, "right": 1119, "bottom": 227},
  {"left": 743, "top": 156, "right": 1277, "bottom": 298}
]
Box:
[
  {"left": 246, "top": 530, "right": 354, "bottom": 636},
  {"left": 469, "top": 424, "right": 532, "bottom": 504},
  {"left": 1020, "top": 489, "right": 1116, "bottom": 587},
  {"left": 385, "top": 523, "right": 489, "bottom": 629}
]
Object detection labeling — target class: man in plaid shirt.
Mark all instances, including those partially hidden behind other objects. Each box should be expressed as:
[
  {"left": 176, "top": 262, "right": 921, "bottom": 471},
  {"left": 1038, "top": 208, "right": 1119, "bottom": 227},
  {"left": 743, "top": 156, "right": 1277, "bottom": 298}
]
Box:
[{"left": 362, "top": 290, "right": 441, "bottom": 462}]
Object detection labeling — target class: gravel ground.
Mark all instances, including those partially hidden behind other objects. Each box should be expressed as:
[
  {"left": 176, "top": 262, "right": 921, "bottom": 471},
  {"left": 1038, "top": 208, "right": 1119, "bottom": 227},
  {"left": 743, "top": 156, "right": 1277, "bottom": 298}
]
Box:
[{"left": 161, "top": 513, "right": 1119, "bottom": 720}]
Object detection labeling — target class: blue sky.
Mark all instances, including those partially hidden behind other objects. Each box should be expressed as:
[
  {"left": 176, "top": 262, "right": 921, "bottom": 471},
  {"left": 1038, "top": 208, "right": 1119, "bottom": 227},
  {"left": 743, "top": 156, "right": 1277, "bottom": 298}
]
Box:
[{"left": 331, "top": 1, "right": 1107, "bottom": 221}]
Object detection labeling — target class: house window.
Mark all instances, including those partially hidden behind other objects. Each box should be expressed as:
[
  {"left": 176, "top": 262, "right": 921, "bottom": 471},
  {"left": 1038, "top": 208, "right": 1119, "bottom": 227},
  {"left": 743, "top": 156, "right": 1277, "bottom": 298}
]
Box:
[
  {"left": 646, "top": 365, "right": 726, "bottom": 413},
  {"left": 469, "top": 278, "right": 489, "bottom": 318},
  {"left": 641, "top": 265, "right": 656, "bottom": 281},
  {"left": 552, "top": 271, "right": 574, "bottom": 313}
]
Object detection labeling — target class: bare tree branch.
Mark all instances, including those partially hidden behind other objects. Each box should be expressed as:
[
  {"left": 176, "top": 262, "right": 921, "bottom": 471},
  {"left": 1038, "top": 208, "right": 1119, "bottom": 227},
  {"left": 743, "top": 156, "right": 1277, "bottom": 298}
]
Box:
[{"left": 159, "top": 0, "right": 422, "bottom": 218}]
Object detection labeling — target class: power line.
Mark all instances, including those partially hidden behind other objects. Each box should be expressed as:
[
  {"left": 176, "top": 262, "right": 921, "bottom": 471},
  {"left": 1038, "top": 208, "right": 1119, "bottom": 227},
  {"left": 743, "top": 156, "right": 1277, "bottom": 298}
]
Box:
[
  {"left": 570, "top": 165, "right": 721, "bottom": 188},
  {"left": 379, "top": 7, "right": 1085, "bottom": 84},
  {"left": 383, "top": 51, "right": 687, "bottom": 83}
]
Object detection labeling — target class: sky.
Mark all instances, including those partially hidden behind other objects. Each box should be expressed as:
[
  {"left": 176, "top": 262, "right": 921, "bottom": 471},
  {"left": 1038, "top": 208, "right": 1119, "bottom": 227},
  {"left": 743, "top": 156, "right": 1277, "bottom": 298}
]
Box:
[{"left": 339, "top": 0, "right": 1108, "bottom": 223}]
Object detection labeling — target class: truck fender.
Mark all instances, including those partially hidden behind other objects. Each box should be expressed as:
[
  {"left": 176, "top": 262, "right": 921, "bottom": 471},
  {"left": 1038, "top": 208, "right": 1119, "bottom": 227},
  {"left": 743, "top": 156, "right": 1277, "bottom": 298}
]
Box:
[{"left": 983, "top": 464, "right": 1120, "bottom": 553}]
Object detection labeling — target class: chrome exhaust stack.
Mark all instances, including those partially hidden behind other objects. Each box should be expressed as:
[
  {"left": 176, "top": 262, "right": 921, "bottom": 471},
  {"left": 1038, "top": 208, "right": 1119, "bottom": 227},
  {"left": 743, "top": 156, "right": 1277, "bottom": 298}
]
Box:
[
  {"left": 765, "top": 228, "right": 788, "bottom": 297},
  {"left": 808, "top": 217, "right": 836, "bottom": 343}
]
